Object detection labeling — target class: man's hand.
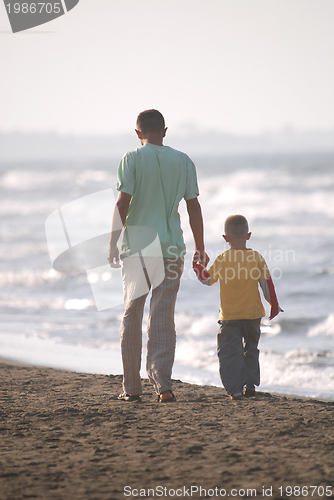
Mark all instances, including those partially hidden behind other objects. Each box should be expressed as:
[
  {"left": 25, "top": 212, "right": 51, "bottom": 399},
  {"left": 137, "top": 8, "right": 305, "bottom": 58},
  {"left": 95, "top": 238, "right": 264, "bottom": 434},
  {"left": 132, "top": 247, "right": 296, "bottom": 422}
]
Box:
[
  {"left": 107, "top": 244, "right": 121, "bottom": 268},
  {"left": 192, "top": 249, "right": 210, "bottom": 268}
]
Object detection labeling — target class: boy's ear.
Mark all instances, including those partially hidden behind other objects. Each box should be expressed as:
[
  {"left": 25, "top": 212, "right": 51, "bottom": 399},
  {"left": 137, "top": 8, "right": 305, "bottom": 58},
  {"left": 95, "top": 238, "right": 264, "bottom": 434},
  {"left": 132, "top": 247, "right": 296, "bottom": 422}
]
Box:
[
  {"left": 223, "top": 235, "right": 229, "bottom": 243},
  {"left": 135, "top": 129, "right": 142, "bottom": 139},
  {"left": 246, "top": 232, "right": 252, "bottom": 240},
  {"left": 163, "top": 127, "right": 167, "bottom": 137}
]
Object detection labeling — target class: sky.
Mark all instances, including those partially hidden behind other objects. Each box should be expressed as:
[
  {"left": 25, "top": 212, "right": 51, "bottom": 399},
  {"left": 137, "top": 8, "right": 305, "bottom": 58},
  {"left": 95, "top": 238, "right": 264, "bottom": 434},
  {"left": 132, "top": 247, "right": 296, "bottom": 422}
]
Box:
[{"left": 0, "top": 0, "right": 334, "bottom": 136}]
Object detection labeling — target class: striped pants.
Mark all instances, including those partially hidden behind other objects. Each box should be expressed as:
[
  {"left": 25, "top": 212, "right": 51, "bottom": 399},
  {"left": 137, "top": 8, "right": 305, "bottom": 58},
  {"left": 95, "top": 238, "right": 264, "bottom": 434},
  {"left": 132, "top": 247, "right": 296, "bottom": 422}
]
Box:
[{"left": 120, "top": 257, "right": 184, "bottom": 395}]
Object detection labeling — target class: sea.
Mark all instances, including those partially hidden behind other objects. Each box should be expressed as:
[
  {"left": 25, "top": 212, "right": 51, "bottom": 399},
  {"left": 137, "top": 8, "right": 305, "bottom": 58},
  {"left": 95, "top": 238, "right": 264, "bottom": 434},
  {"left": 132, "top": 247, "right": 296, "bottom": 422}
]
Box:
[{"left": 1, "top": 151, "right": 334, "bottom": 400}]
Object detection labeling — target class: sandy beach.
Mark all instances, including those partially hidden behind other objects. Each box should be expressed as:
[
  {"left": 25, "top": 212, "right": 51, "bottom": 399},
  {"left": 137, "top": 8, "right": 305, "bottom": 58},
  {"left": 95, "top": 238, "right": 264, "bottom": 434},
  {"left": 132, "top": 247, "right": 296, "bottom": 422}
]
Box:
[{"left": 0, "top": 359, "right": 333, "bottom": 500}]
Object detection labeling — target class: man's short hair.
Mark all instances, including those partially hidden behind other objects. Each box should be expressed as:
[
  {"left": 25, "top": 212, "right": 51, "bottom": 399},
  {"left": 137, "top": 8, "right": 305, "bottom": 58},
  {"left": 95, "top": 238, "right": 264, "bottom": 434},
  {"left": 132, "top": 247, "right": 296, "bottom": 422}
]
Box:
[
  {"left": 225, "top": 215, "right": 249, "bottom": 237},
  {"left": 136, "top": 109, "right": 165, "bottom": 134}
]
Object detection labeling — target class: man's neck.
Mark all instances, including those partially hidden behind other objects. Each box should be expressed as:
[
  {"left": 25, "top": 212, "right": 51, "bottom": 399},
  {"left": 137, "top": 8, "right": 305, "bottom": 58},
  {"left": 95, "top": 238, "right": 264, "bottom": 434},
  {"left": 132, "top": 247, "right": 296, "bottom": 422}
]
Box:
[
  {"left": 141, "top": 137, "right": 164, "bottom": 146},
  {"left": 136, "top": 127, "right": 167, "bottom": 146}
]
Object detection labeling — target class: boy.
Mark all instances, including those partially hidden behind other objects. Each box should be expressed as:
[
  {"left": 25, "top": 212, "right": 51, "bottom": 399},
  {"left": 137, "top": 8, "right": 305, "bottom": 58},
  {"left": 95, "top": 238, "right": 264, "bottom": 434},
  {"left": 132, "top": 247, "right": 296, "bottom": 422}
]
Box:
[
  {"left": 108, "top": 110, "right": 209, "bottom": 402},
  {"left": 194, "top": 214, "right": 283, "bottom": 400}
]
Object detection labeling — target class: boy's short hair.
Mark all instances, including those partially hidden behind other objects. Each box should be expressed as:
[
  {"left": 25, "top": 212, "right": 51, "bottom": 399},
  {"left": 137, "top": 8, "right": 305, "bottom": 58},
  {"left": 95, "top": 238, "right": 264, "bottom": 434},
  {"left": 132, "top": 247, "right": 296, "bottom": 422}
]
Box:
[
  {"left": 225, "top": 215, "right": 249, "bottom": 237},
  {"left": 136, "top": 109, "right": 165, "bottom": 134}
]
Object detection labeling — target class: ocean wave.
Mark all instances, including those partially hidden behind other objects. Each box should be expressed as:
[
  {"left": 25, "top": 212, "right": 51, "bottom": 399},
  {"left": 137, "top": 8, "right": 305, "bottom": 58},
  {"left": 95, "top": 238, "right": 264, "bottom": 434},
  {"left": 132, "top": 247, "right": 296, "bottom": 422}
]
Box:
[
  {"left": 0, "top": 269, "right": 64, "bottom": 287},
  {"left": 0, "top": 200, "right": 59, "bottom": 216},
  {"left": 175, "top": 339, "right": 218, "bottom": 371},
  {"left": 284, "top": 348, "right": 334, "bottom": 366},
  {"left": 20, "top": 330, "right": 120, "bottom": 351},
  {"left": 308, "top": 314, "right": 334, "bottom": 337},
  {"left": 0, "top": 243, "right": 48, "bottom": 259},
  {"left": 175, "top": 312, "right": 218, "bottom": 338},
  {"left": 64, "top": 299, "right": 95, "bottom": 310},
  {"left": 0, "top": 170, "right": 72, "bottom": 190},
  {"left": 197, "top": 169, "right": 334, "bottom": 231},
  {"left": 0, "top": 296, "right": 65, "bottom": 310},
  {"left": 75, "top": 170, "right": 112, "bottom": 185},
  {"left": 260, "top": 350, "right": 334, "bottom": 399},
  {"left": 260, "top": 319, "right": 281, "bottom": 336},
  {"left": 174, "top": 340, "right": 334, "bottom": 399}
]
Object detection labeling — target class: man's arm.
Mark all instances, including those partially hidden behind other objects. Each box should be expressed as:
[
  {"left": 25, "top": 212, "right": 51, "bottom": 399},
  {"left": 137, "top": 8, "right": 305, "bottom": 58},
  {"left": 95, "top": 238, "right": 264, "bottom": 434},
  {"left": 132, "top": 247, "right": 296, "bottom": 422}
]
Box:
[
  {"left": 186, "top": 197, "right": 209, "bottom": 267},
  {"left": 107, "top": 191, "right": 132, "bottom": 268}
]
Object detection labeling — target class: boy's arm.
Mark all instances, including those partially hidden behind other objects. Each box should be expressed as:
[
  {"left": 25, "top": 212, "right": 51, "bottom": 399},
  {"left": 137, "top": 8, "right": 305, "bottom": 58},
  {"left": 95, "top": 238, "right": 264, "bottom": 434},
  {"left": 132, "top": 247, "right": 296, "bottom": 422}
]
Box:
[{"left": 260, "top": 278, "right": 284, "bottom": 320}]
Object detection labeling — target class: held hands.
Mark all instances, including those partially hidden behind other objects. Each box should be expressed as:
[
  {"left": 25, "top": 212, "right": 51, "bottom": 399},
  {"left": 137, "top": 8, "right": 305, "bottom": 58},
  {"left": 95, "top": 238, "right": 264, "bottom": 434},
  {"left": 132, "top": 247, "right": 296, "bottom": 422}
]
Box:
[
  {"left": 192, "top": 250, "right": 211, "bottom": 285},
  {"left": 193, "top": 262, "right": 211, "bottom": 281},
  {"left": 107, "top": 244, "right": 121, "bottom": 268},
  {"left": 192, "top": 250, "right": 210, "bottom": 269}
]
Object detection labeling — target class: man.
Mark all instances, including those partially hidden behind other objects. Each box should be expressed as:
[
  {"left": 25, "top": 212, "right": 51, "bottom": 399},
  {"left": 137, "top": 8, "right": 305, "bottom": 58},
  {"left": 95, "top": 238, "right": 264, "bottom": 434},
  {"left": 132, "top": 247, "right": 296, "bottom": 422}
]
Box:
[{"left": 108, "top": 109, "right": 208, "bottom": 402}]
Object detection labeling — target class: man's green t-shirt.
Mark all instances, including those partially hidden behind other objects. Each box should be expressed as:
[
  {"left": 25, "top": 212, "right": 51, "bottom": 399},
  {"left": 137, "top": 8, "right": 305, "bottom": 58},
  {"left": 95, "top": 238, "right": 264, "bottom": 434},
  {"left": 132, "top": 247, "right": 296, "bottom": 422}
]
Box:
[{"left": 117, "top": 143, "right": 199, "bottom": 258}]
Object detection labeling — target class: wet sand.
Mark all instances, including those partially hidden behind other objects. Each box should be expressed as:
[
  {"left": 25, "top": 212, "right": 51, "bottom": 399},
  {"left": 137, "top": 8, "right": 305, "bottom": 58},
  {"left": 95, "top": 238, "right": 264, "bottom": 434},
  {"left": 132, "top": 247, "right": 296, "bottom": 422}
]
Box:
[{"left": 1, "top": 359, "right": 334, "bottom": 500}]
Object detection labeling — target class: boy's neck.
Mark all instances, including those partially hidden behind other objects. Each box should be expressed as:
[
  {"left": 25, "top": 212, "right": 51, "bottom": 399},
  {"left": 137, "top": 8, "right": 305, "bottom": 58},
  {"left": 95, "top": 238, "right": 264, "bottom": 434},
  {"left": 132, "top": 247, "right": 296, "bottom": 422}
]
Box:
[
  {"left": 229, "top": 244, "right": 248, "bottom": 250},
  {"left": 227, "top": 237, "right": 248, "bottom": 250},
  {"left": 224, "top": 231, "right": 251, "bottom": 250}
]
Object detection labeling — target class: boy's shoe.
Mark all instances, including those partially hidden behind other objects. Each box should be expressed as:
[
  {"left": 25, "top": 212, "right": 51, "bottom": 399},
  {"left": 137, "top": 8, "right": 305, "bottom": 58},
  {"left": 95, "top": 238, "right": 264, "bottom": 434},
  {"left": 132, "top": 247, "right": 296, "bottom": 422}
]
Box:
[
  {"left": 230, "top": 392, "right": 243, "bottom": 400},
  {"left": 243, "top": 387, "right": 256, "bottom": 398}
]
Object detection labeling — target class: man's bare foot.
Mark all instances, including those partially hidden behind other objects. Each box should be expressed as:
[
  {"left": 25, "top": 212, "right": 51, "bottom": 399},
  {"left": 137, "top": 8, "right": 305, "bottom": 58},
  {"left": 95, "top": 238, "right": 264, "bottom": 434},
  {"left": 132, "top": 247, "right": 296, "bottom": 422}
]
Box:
[
  {"left": 160, "top": 390, "right": 172, "bottom": 401},
  {"left": 159, "top": 390, "right": 176, "bottom": 402},
  {"left": 118, "top": 393, "right": 141, "bottom": 402}
]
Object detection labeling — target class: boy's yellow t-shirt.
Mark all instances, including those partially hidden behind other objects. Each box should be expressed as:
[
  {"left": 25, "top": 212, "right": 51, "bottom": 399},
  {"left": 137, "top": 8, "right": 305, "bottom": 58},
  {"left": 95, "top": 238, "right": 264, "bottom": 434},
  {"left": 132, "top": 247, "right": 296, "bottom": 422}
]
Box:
[{"left": 208, "top": 249, "right": 270, "bottom": 321}]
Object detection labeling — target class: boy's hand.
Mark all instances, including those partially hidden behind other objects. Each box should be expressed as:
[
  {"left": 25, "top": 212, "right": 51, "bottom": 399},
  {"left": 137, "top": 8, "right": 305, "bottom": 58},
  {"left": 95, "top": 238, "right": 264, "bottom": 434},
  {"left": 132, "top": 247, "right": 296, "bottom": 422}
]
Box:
[
  {"left": 193, "top": 262, "right": 211, "bottom": 283},
  {"left": 269, "top": 305, "right": 284, "bottom": 320}
]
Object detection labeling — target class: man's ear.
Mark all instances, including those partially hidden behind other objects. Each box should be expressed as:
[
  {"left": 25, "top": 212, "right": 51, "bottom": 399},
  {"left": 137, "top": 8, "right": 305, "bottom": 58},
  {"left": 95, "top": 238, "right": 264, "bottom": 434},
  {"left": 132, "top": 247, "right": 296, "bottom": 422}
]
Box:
[
  {"left": 163, "top": 127, "right": 167, "bottom": 138},
  {"left": 135, "top": 129, "right": 142, "bottom": 140},
  {"left": 223, "top": 235, "right": 229, "bottom": 243},
  {"left": 246, "top": 232, "right": 252, "bottom": 240}
]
